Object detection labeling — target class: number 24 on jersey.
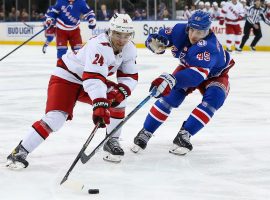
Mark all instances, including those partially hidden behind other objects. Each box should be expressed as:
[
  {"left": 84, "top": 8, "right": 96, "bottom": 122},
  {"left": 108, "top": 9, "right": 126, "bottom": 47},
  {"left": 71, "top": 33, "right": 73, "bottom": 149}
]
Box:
[{"left": 92, "top": 54, "right": 104, "bottom": 66}]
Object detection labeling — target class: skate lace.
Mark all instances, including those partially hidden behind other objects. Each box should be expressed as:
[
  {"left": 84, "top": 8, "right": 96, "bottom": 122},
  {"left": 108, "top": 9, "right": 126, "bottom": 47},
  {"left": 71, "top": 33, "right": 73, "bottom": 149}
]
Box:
[
  {"left": 109, "top": 138, "right": 121, "bottom": 149},
  {"left": 180, "top": 130, "right": 191, "bottom": 143},
  {"left": 138, "top": 131, "right": 152, "bottom": 142},
  {"left": 13, "top": 148, "right": 28, "bottom": 160}
]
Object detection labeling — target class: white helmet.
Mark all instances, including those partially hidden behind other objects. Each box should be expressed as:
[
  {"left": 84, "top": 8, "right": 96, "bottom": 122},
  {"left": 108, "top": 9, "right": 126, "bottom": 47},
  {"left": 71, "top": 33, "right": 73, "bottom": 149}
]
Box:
[
  {"left": 205, "top": 2, "right": 211, "bottom": 7},
  {"left": 220, "top": 1, "right": 226, "bottom": 6},
  {"left": 198, "top": 1, "right": 205, "bottom": 6},
  {"left": 213, "top": 2, "right": 218, "bottom": 7},
  {"left": 109, "top": 13, "right": 134, "bottom": 34}
]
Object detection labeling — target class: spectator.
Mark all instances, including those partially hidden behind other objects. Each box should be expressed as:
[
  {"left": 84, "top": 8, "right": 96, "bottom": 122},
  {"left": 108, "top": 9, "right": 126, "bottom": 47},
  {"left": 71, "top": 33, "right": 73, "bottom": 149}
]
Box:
[
  {"left": 0, "top": 5, "right": 4, "bottom": 21},
  {"left": 8, "top": 7, "right": 20, "bottom": 21},
  {"left": 133, "top": 9, "right": 142, "bottom": 20},
  {"left": 120, "top": 8, "right": 126, "bottom": 14},
  {"left": 97, "top": 3, "right": 111, "bottom": 21},
  {"left": 265, "top": 0, "right": 270, "bottom": 20},
  {"left": 141, "top": 9, "right": 147, "bottom": 20},
  {"left": 204, "top": 2, "right": 212, "bottom": 14},
  {"left": 160, "top": 8, "right": 171, "bottom": 20},
  {"left": 190, "top": 4, "right": 196, "bottom": 15},
  {"left": 31, "top": 10, "right": 40, "bottom": 21},
  {"left": 183, "top": 5, "right": 192, "bottom": 20},
  {"left": 21, "top": 8, "right": 29, "bottom": 21},
  {"left": 158, "top": 2, "right": 167, "bottom": 19},
  {"left": 198, "top": 1, "right": 205, "bottom": 10}
]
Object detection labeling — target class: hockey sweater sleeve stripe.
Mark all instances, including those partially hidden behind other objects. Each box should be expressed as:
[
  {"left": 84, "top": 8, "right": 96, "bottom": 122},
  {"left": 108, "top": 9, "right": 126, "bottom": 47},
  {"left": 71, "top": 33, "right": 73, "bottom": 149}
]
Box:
[
  {"left": 116, "top": 70, "right": 138, "bottom": 81},
  {"left": 173, "top": 68, "right": 205, "bottom": 89},
  {"left": 82, "top": 72, "right": 106, "bottom": 84}
]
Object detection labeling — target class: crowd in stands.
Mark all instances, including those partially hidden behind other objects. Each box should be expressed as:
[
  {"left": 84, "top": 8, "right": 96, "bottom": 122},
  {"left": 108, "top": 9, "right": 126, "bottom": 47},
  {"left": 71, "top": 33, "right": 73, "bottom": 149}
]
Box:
[{"left": 0, "top": 0, "right": 268, "bottom": 22}]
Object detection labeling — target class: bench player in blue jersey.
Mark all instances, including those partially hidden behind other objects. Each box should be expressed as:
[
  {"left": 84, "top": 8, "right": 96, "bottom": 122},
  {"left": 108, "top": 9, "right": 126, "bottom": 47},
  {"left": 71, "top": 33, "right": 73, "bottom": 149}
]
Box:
[{"left": 131, "top": 10, "right": 235, "bottom": 155}]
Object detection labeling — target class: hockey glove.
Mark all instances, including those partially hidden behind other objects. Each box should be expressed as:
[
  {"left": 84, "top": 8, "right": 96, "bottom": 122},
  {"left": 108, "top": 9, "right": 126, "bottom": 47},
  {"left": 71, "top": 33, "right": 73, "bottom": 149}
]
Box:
[
  {"left": 219, "top": 19, "right": 224, "bottom": 26},
  {"left": 92, "top": 98, "right": 110, "bottom": 128},
  {"left": 44, "top": 18, "right": 54, "bottom": 28},
  {"left": 150, "top": 72, "right": 176, "bottom": 98},
  {"left": 145, "top": 34, "right": 169, "bottom": 54},
  {"left": 88, "top": 17, "right": 96, "bottom": 29},
  {"left": 107, "top": 83, "right": 131, "bottom": 107}
]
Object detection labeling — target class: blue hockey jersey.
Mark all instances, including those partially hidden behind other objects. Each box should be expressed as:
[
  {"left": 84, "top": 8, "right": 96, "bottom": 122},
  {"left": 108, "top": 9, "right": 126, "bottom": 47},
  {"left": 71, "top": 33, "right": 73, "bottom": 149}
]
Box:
[
  {"left": 158, "top": 23, "right": 232, "bottom": 89},
  {"left": 47, "top": 0, "right": 95, "bottom": 30}
]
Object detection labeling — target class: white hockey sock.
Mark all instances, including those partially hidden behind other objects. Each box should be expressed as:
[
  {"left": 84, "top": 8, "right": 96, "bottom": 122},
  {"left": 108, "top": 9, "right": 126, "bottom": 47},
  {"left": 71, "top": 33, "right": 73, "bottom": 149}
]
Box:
[
  {"left": 106, "top": 118, "right": 123, "bottom": 138},
  {"left": 21, "top": 128, "right": 45, "bottom": 153}
]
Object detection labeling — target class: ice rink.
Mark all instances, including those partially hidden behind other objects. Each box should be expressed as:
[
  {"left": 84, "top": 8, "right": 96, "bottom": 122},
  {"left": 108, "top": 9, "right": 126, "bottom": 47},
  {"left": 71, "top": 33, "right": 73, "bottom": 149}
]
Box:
[{"left": 0, "top": 45, "right": 270, "bottom": 200}]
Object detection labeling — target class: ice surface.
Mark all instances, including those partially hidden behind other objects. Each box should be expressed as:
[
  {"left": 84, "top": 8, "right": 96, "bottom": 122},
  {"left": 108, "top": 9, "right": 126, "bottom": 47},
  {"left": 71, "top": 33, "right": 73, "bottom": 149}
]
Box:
[{"left": 0, "top": 45, "right": 270, "bottom": 200}]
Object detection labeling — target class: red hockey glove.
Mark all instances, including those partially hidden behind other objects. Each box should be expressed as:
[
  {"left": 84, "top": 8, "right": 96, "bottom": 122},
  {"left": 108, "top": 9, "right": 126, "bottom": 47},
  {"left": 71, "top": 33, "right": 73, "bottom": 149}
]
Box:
[
  {"left": 150, "top": 72, "right": 176, "bottom": 98},
  {"left": 107, "top": 83, "right": 131, "bottom": 107},
  {"left": 44, "top": 18, "right": 54, "bottom": 28},
  {"left": 92, "top": 98, "right": 110, "bottom": 128},
  {"left": 219, "top": 19, "right": 224, "bottom": 26}
]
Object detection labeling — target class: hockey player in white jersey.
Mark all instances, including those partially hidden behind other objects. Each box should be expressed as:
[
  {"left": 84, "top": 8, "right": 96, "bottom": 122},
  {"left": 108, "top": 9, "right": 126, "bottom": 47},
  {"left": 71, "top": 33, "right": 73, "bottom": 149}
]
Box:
[
  {"left": 6, "top": 13, "right": 137, "bottom": 169},
  {"left": 219, "top": 0, "right": 245, "bottom": 52}
]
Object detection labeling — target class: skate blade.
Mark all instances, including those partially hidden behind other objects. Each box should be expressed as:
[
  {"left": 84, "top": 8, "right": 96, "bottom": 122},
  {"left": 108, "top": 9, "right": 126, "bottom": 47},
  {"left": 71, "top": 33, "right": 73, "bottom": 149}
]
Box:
[
  {"left": 103, "top": 153, "right": 122, "bottom": 163},
  {"left": 130, "top": 145, "right": 142, "bottom": 153},
  {"left": 169, "top": 145, "right": 190, "bottom": 156},
  {"left": 5, "top": 160, "right": 26, "bottom": 170}
]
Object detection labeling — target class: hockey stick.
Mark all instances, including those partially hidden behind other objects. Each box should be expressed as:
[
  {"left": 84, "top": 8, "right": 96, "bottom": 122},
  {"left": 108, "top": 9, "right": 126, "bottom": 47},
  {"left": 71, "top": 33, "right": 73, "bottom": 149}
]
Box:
[
  {"left": 80, "top": 88, "right": 157, "bottom": 164},
  {"left": 23, "top": 21, "right": 44, "bottom": 28},
  {"left": 60, "top": 123, "right": 100, "bottom": 185},
  {"left": 0, "top": 28, "right": 46, "bottom": 62}
]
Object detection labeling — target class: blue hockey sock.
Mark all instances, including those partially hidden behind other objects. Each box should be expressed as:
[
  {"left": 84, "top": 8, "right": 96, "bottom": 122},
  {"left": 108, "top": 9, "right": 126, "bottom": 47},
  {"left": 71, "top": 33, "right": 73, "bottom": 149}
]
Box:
[
  {"left": 183, "top": 103, "right": 214, "bottom": 135},
  {"left": 57, "top": 47, "right": 68, "bottom": 59},
  {"left": 144, "top": 99, "right": 172, "bottom": 133}
]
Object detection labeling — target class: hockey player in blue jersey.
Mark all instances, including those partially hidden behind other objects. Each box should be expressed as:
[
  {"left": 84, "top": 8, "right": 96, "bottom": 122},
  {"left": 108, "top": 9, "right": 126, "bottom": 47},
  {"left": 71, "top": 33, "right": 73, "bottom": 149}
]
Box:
[
  {"left": 131, "top": 10, "right": 235, "bottom": 155},
  {"left": 45, "top": 0, "right": 96, "bottom": 59},
  {"left": 42, "top": 6, "right": 56, "bottom": 54}
]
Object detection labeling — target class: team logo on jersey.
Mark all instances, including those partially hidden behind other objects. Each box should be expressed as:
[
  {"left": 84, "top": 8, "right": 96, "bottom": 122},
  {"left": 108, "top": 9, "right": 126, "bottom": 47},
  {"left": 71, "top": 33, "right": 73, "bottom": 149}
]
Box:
[
  {"left": 197, "top": 40, "right": 207, "bottom": 47},
  {"left": 179, "top": 52, "right": 186, "bottom": 59}
]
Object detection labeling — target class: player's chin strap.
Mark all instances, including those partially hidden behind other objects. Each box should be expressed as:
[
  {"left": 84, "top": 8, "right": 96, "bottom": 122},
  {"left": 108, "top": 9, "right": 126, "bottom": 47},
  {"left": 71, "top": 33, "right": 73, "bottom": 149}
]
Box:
[{"left": 79, "top": 87, "right": 157, "bottom": 164}]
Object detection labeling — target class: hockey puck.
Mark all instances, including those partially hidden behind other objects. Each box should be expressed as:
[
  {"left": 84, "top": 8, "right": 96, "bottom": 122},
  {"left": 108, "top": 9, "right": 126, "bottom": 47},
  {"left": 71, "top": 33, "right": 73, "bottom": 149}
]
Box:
[{"left": 88, "top": 189, "right": 99, "bottom": 194}]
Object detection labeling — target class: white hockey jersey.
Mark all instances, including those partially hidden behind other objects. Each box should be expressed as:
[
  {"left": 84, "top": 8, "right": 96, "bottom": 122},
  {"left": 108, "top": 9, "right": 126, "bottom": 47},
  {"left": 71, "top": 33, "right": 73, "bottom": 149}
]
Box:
[
  {"left": 221, "top": 1, "right": 245, "bottom": 24},
  {"left": 54, "top": 33, "right": 138, "bottom": 101},
  {"left": 210, "top": 7, "right": 222, "bottom": 20}
]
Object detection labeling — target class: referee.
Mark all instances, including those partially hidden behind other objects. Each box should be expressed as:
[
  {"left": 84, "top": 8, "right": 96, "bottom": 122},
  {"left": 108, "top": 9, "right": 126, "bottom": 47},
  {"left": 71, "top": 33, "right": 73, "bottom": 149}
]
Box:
[{"left": 239, "top": 0, "right": 270, "bottom": 51}]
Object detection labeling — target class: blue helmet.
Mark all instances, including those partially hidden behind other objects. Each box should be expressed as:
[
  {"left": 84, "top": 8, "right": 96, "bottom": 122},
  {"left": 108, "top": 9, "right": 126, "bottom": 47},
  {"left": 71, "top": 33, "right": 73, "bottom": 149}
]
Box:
[{"left": 187, "top": 10, "right": 212, "bottom": 30}]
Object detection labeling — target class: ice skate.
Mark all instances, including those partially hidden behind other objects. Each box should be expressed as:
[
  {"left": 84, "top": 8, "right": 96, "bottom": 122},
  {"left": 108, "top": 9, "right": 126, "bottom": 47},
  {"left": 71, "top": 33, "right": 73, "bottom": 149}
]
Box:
[
  {"left": 103, "top": 137, "right": 124, "bottom": 163},
  {"left": 6, "top": 141, "right": 29, "bottom": 170},
  {"left": 226, "top": 47, "right": 232, "bottom": 52},
  {"left": 250, "top": 46, "right": 256, "bottom": 51},
  {"left": 42, "top": 44, "right": 48, "bottom": 54},
  {"left": 131, "top": 128, "right": 152, "bottom": 153},
  {"left": 235, "top": 47, "right": 242, "bottom": 53},
  {"left": 169, "top": 128, "right": 193, "bottom": 155}
]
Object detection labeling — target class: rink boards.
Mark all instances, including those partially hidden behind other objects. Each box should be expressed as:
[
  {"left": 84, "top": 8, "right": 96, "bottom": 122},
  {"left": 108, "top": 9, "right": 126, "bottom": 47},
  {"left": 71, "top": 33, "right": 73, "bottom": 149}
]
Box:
[{"left": 0, "top": 20, "right": 270, "bottom": 51}]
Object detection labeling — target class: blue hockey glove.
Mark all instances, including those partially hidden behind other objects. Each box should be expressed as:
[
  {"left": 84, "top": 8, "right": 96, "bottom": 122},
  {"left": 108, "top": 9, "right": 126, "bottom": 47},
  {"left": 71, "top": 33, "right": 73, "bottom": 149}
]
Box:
[
  {"left": 88, "top": 17, "right": 96, "bottom": 29},
  {"left": 145, "top": 34, "right": 169, "bottom": 54}
]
